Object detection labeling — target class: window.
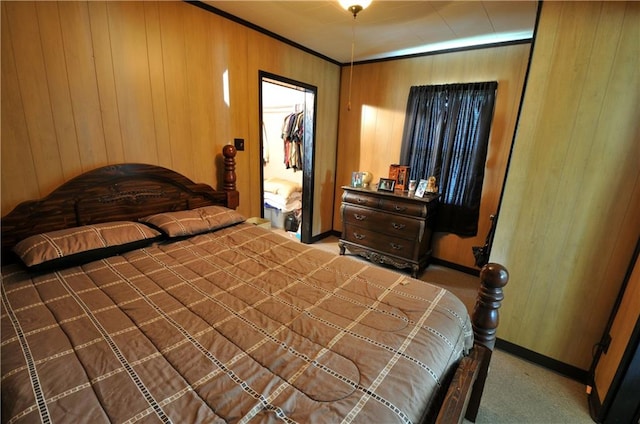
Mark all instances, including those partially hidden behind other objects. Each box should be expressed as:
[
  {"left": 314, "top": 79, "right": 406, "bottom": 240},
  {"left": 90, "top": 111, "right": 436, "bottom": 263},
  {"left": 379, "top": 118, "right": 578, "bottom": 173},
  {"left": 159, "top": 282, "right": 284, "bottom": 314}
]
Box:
[{"left": 399, "top": 82, "right": 497, "bottom": 236}]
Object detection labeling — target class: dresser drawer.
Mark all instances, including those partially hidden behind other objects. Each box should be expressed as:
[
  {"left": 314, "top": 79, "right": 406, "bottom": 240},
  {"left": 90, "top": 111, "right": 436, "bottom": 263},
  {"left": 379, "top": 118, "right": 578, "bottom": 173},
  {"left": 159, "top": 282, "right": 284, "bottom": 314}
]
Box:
[
  {"left": 342, "top": 205, "right": 421, "bottom": 240},
  {"left": 343, "top": 224, "right": 416, "bottom": 259},
  {"left": 379, "top": 198, "right": 428, "bottom": 218},
  {"left": 342, "top": 191, "right": 379, "bottom": 208}
]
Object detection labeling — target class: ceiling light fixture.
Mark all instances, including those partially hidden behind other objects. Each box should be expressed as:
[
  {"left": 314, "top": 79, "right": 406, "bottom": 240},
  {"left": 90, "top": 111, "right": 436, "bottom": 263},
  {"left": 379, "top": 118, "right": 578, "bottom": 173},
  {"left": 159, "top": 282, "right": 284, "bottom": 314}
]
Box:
[
  {"left": 339, "top": 0, "right": 372, "bottom": 18},
  {"left": 340, "top": 0, "right": 371, "bottom": 111}
]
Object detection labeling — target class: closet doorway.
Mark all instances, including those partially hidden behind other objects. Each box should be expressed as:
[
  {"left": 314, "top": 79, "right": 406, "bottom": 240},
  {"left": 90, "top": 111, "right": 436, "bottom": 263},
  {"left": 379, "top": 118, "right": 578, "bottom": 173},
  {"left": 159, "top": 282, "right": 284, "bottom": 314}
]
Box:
[{"left": 259, "top": 72, "right": 317, "bottom": 244}]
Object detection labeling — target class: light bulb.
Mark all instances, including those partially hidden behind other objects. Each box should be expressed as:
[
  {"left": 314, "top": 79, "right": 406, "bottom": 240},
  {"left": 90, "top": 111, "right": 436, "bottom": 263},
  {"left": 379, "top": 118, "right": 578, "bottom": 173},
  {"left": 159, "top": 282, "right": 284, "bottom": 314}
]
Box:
[{"left": 339, "top": 0, "right": 372, "bottom": 17}]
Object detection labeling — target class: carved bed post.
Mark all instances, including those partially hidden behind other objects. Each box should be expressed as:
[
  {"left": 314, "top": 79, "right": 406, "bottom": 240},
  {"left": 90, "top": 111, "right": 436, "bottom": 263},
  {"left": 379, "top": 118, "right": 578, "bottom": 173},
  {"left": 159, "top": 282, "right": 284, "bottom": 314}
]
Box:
[
  {"left": 465, "top": 262, "right": 509, "bottom": 421},
  {"left": 472, "top": 263, "right": 509, "bottom": 350},
  {"left": 222, "top": 144, "right": 237, "bottom": 192},
  {"left": 222, "top": 145, "right": 240, "bottom": 209}
]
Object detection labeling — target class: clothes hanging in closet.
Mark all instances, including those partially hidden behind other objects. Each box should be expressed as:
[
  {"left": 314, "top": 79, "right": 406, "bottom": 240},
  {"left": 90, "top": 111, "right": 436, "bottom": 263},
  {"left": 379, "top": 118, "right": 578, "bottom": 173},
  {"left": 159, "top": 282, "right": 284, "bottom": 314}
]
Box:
[{"left": 281, "top": 112, "right": 304, "bottom": 171}]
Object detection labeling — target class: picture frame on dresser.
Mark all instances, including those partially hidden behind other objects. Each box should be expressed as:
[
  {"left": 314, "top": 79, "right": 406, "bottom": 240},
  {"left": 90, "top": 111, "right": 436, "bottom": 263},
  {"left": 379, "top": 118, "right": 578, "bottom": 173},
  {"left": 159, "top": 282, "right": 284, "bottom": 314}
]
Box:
[
  {"left": 414, "top": 179, "right": 428, "bottom": 198},
  {"left": 377, "top": 178, "right": 395, "bottom": 192},
  {"left": 351, "top": 171, "right": 364, "bottom": 188},
  {"left": 389, "top": 164, "right": 410, "bottom": 191}
]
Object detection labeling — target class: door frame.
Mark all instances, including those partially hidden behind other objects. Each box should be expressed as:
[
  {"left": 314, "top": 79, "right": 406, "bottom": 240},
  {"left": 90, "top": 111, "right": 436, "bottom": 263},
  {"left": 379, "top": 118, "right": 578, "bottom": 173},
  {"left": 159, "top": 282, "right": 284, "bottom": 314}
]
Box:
[{"left": 258, "top": 71, "right": 317, "bottom": 244}]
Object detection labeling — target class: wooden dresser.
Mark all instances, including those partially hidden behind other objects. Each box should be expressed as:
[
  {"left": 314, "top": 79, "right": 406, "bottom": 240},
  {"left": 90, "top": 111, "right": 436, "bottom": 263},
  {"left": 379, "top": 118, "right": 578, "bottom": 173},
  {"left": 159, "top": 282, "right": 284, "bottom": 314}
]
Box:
[{"left": 338, "top": 186, "right": 439, "bottom": 277}]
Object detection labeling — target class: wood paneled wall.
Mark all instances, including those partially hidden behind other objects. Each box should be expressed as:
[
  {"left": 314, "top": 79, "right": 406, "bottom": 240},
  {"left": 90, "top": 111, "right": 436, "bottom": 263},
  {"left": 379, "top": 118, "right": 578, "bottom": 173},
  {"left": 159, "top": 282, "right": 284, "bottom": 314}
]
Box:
[
  {"left": 492, "top": 1, "right": 640, "bottom": 369},
  {"left": 0, "top": 1, "right": 341, "bottom": 236},
  {"left": 334, "top": 43, "right": 531, "bottom": 268}
]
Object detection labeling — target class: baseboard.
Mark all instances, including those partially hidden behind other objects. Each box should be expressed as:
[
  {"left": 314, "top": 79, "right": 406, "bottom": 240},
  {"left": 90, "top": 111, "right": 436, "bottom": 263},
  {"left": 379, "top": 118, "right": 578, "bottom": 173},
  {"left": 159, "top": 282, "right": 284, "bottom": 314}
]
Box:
[
  {"left": 431, "top": 257, "right": 480, "bottom": 277},
  {"left": 325, "top": 235, "right": 482, "bottom": 277},
  {"left": 496, "top": 338, "right": 589, "bottom": 384},
  {"left": 307, "top": 230, "right": 340, "bottom": 243}
]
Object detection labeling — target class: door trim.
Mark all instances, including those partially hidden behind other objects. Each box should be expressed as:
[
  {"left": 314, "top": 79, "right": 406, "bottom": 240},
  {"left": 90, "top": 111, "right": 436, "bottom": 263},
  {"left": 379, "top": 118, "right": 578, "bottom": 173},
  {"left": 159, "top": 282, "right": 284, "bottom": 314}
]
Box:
[{"left": 258, "top": 71, "right": 318, "bottom": 243}]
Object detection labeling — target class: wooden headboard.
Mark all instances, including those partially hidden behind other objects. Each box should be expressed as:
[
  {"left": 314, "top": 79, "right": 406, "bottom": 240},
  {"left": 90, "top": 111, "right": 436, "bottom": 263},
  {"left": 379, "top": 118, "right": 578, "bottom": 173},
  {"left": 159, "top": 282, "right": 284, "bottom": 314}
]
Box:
[{"left": 1, "top": 146, "right": 239, "bottom": 262}]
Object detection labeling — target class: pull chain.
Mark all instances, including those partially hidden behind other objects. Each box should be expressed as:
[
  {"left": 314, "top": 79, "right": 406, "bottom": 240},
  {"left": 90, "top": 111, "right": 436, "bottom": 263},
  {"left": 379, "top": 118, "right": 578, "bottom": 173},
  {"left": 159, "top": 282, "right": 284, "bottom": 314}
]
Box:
[{"left": 347, "top": 15, "right": 356, "bottom": 111}]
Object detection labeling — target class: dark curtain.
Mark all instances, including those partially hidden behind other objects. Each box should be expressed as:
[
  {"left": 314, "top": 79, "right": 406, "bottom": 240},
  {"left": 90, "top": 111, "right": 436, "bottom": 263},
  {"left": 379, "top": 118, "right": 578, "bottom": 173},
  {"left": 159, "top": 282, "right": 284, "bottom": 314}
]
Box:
[{"left": 399, "top": 81, "right": 497, "bottom": 236}]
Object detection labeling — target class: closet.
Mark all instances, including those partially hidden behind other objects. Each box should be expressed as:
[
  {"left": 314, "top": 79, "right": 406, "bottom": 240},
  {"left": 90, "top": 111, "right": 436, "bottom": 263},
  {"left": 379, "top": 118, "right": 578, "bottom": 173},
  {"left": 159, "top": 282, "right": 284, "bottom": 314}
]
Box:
[{"left": 261, "top": 79, "right": 306, "bottom": 235}]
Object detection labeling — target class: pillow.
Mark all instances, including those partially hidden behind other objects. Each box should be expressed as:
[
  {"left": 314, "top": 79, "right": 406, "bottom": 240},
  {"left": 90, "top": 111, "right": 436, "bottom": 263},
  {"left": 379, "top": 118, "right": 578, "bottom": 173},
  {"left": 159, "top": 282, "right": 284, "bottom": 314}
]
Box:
[
  {"left": 13, "top": 221, "right": 162, "bottom": 271},
  {"left": 263, "top": 178, "right": 302, "bottom": 198},
  {"left": 140, "top": 205, "right": 246, "bottom": 238}
]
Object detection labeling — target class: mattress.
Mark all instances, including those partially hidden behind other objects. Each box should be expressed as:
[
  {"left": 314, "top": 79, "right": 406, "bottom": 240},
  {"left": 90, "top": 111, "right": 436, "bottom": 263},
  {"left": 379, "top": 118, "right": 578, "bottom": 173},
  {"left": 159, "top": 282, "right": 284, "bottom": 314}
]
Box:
[{"left": 1, "top": 223, "right": 472, "bottom": 423}]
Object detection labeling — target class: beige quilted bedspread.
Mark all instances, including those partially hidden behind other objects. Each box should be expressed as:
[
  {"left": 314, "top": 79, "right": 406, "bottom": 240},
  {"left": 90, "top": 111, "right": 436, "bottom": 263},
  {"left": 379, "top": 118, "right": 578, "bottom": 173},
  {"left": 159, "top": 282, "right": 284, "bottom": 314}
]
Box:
[{"left": 1, "top": 223, "right": 472, "bottom": 423}]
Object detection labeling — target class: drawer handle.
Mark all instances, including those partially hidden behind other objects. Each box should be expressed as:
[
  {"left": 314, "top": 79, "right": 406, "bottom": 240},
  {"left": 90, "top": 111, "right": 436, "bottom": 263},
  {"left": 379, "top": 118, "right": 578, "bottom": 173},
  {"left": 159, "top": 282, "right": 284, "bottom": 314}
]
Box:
[
  {"left": 353, "top": 232, "right": 365, "bottom": 240},
  {"left": 354, "top": 213, "right": 367, "bottom": 221},
  {"left": 393, "top": 204, "right": 407, "bottom": 212},
  {"left": 390, "top": 243, "right": 403, "bottom": 250},
  {"left": 356, "top": 198, "right": 367, "bottom": 204},
  {"left": 391, "top": 222, "right": 405, "bottom": 230}
]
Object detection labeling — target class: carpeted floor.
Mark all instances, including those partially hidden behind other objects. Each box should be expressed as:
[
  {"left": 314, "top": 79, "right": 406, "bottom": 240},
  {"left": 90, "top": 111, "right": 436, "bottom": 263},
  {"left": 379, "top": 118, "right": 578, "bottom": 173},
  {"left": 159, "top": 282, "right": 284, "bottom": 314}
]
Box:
[
  {"left": 420, "top": 266, "right": 593, "bottom": 423},
  {"left": 469, "top": 349, "right": 593, "bottom": 424},
  {"left": 295, "top": 232, "right": 595, "bottom": 423}
]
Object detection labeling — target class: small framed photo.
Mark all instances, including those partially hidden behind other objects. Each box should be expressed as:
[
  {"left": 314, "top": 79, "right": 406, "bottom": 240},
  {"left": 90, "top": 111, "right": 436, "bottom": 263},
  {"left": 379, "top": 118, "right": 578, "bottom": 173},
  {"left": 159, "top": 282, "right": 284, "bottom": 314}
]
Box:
[
  {"left": 414, "top": 179, "right": 428, "bottom": 198},
  {"left": 377, "top": 178, "right": 396, "bottom": 192},
  {"left": 389, "top": 165, "right": 410, "bottom": 191},
  {"left": 351, "top": 171, "right": 363, "bottom": 188}
]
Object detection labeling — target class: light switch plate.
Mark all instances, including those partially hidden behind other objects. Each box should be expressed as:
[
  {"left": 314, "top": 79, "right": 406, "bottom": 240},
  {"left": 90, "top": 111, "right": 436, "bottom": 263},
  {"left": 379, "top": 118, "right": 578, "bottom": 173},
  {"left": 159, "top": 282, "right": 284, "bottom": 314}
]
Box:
[{"left": 234, "top": 138, "right": 245, "bottom": 151}]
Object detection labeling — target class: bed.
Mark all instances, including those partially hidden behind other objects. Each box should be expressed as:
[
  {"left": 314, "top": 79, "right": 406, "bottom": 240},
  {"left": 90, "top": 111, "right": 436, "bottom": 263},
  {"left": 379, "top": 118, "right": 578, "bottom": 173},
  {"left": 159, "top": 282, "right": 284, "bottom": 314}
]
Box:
[{"left": 1, "top": 146, "right": 508, "bottom": 424}]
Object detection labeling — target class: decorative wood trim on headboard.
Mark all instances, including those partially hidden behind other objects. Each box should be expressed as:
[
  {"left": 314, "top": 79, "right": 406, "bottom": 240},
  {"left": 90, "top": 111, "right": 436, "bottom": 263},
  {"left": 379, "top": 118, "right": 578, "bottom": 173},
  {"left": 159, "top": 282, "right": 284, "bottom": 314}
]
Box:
[{"left": 1, "top": 147, "right": 240, "bottom": 262}]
